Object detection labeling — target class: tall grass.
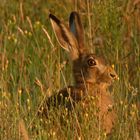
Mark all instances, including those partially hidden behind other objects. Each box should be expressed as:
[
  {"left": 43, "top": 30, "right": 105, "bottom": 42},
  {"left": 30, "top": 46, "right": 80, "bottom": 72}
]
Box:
[{"left": 0, "top": 0, "right": 139, "bottom": 139}]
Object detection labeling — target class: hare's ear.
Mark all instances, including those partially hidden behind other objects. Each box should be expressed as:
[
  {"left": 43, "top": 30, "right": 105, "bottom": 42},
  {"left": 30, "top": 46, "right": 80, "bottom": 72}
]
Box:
[
  {"left": 69, "top": 12, "right": 84, "bottom": 53},
  {"left": 49, "top": 14, "right": 79, "bottom": 60}
]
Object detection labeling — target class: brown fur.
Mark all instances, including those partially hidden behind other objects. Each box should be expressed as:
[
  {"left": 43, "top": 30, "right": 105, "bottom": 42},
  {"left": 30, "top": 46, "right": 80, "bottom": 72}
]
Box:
[
  {"left": 42, "top": 11, "right": 118, "bottom": 135},
  {"left": 58, "top": 84, "right": 116, "bottom": 134}
]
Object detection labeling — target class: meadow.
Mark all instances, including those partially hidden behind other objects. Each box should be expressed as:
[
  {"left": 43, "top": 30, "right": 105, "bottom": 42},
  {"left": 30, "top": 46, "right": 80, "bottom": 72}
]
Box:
[{"left": 0, "top": 0, "right": 140, "bottom": 139}]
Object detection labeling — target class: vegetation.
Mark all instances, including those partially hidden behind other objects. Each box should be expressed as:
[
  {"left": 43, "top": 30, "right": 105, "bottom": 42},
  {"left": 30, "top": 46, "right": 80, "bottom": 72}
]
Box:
[{"left": 0, "top": 0, "right": 139, "bottom": 139}]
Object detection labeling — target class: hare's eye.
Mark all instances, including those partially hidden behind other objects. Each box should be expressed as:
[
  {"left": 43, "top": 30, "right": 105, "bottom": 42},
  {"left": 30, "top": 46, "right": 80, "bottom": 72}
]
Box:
[{"left": 87, "top": 58, "right": 96, "bottom": 66}]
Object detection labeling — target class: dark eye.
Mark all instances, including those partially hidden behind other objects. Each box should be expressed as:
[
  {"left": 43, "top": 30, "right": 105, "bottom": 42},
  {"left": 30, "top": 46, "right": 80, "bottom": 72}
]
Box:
[{"left": 87, "top": 58, "right": 96, "bottom": 66}]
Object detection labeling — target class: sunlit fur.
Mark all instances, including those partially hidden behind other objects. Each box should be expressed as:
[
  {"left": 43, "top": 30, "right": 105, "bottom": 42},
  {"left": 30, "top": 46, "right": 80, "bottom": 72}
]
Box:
[{"left": 42, "top": 11, "right": 118, "bottom": 135}]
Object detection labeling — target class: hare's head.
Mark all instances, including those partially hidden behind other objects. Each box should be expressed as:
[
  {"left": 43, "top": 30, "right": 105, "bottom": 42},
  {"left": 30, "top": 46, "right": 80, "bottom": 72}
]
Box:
[{"left": 49, "top": 12, "right": 118, "bottom": 89}]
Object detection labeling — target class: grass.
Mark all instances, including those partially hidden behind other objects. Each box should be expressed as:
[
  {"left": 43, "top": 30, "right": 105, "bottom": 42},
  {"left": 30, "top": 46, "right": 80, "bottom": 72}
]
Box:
[{"left": 0, "top": 0, "right": 140, "bottom": 139}]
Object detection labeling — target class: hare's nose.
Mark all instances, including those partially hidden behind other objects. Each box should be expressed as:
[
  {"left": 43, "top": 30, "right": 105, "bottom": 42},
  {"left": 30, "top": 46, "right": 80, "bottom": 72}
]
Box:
[
  {"left": 109, "top": 72, "right": 118, "bottom": 80},
  {"left": 110, "top": 73, "right": 116, "bottom": 79}
]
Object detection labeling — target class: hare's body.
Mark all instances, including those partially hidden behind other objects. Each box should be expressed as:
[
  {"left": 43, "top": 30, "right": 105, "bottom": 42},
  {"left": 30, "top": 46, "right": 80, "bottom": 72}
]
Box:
[
  {"left": 46, "top": 84, "right": 116, "bottom": 133},
  {"left": 42, "top": 12, "right": 118, "bottom": 135}
]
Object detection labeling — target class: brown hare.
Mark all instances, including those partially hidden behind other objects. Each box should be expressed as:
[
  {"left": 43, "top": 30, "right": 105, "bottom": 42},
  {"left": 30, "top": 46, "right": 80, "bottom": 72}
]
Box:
[{"left": 41, "top": 11, "right": 118, "bottom": 136}]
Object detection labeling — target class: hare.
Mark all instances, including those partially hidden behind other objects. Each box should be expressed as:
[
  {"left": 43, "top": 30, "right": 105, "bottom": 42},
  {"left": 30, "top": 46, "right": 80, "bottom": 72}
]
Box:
[{"left": 41, "top": 12, "right": 118, "bottom": 135}]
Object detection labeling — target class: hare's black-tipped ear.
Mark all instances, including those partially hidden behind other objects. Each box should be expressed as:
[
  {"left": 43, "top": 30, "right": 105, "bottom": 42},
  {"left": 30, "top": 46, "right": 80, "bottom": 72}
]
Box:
[
  {"left": 49, "top": 14, "right": 79, "bottom": 60},
  {"left": 69, "top": 12, "right": 84, "bottom": 53}
]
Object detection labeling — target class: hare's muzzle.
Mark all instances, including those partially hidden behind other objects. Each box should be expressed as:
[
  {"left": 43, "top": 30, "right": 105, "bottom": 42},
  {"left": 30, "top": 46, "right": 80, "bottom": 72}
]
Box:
[
  {"left": 110, "top": 73, "right": 117, "bottom": 79},
  {"left": 109, "top": 69, "right": 118, "bottom": 81}
]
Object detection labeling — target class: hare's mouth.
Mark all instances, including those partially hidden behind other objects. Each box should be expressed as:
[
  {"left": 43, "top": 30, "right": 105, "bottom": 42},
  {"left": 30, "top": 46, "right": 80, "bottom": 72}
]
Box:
[
  {"left": 100, "top": 78, "right": 115, "bottom": 86},
  {"left": 108, "top": 76, "right": 119, "bottom": 85},
  {"left": 104, "top": 81, "right": 112, "bottom": 86}
]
